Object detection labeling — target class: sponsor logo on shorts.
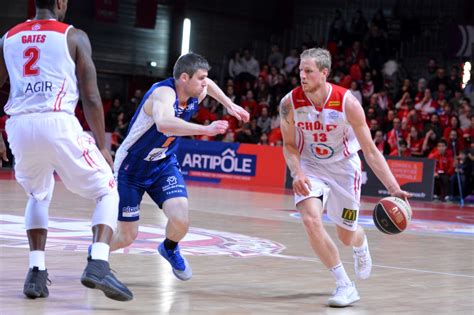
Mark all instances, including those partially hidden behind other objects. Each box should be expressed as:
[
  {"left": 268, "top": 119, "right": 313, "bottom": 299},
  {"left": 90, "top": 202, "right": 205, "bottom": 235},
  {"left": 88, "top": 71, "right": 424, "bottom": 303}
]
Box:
[
  {"left": 122, "top": 206, "right": 139, "bottom": 218},
  {"left": 341, "top": 208, "right": 357, "bottom": 226},
  {"left": 163, "top": 176, "right": 185, "bottom": 195}
]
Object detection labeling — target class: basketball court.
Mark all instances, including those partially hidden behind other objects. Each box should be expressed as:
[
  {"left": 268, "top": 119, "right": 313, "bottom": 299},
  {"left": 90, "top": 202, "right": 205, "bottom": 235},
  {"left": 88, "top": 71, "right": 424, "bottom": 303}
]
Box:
[{"left": 1, "top": 170, "right": 473, "bottom": 314}]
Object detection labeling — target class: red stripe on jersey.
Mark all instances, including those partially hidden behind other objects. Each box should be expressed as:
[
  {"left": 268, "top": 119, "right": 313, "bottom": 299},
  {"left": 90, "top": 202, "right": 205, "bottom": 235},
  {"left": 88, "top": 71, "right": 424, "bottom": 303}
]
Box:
[
  {"left": 54, "top": 79, "right": 66, "bottom": 111},
  {"left": 7, "top": 20, "right": 70, "bottom": 38},
  {"left": 298, "top": 128, "right": 305, "bottom": 154},
  {"left": 354, "top": 171, "right": 357, "bottom": 196}
]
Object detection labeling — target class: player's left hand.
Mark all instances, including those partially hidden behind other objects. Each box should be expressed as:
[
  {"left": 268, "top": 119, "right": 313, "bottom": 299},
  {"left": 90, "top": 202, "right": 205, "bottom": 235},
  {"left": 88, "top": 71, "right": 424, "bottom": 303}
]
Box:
[
  {"left": 99, "top": 147, "right": 114, "bottom": 170},
  {"left": 227, "top": 103, "right": 250, "bottom": 122}
]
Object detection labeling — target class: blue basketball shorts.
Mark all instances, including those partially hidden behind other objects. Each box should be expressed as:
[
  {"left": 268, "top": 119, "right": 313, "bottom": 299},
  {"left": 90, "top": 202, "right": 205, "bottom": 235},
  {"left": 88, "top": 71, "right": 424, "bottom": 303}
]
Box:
[{"left": 117, "top": 155, "right": 188, "bottom": 222}]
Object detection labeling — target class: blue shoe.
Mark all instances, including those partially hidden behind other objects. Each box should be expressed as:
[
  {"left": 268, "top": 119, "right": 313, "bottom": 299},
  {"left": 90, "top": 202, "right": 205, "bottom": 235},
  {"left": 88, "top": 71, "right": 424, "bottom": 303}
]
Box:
[{"left": 158, "top": 243, "right": 192, "bottom": 281}]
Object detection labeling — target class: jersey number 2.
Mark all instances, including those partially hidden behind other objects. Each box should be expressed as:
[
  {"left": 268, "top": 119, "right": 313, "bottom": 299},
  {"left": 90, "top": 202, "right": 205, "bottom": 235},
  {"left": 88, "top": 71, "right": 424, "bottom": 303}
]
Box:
[{"left": 23, "top": 47, "right": 40, "bottom": 76}]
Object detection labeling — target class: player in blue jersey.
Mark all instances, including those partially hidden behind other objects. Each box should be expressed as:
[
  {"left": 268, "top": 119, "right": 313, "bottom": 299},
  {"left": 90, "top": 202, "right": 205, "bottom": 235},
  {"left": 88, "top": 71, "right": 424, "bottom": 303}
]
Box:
[{"left": 109, "top": 53, "right": 249, "bottom": 280}]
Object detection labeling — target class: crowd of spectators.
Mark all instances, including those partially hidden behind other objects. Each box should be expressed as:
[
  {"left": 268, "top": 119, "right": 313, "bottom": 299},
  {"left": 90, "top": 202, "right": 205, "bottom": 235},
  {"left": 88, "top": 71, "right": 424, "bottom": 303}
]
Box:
[
  {"left": 188, "top": 9, "right": 474, "bottom": 202},
  {"left": 0, "top": 9, "right": 473, "bottom": 203}
]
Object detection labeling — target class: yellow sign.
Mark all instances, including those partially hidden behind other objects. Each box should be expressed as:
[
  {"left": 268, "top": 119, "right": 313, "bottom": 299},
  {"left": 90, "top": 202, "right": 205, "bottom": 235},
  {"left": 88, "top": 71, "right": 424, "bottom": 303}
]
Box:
[{"left": 342, "top": 208, "right": 357, "bottom": 221}]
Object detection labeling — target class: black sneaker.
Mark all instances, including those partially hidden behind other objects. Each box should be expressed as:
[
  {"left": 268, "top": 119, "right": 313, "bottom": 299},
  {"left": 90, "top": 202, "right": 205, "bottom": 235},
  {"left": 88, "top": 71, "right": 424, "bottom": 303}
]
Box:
[
  {"left": 80, "top": 259, "right": 133, "bottom": 302},
  {"left": 23, "top": 267, "right": 50, "bottom": 299}
]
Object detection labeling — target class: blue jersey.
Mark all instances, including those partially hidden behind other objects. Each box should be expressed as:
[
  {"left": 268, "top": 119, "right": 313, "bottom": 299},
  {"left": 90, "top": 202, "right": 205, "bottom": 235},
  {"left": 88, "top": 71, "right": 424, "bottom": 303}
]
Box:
[{"left": 114, "top": 77, "right": 199, "bottom": 173}]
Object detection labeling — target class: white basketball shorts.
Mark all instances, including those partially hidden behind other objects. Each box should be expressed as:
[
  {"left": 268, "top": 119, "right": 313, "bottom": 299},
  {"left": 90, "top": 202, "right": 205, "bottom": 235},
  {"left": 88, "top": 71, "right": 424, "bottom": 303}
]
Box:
[
  {"left": 6, "top": 112, "right": 116, "bottom": 201},
  {"left": 294, "top": 154, "right": 362, "bottom": 231}
]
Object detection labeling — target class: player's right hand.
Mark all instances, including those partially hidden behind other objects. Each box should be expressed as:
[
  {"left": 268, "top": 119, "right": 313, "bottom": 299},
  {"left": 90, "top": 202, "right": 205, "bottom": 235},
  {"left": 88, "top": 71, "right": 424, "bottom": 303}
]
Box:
[
  {"left": 205, "top": 120, "right": 229, "bottom": 136},
  {"left": 293, "top": 173, "right": 312, "bottom": 196},
  {"left": 99, "top": 147, "right": 114, "bottom": 170},
  {"left": 0, "top": 137, "right": 8, "bottom": 168}
]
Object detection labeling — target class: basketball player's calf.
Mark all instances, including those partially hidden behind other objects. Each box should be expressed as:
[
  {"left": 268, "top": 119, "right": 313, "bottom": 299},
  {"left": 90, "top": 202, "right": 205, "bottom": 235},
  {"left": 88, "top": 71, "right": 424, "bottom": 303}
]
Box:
[
  {"left": 23, "top": 192, "right": 51, "bottom": 299},
  {"left": 336, "top": 226, "right": 372, "bottom": 280},
  {"left": 80, "top": 190, "right": 133, "bottom": 301}
]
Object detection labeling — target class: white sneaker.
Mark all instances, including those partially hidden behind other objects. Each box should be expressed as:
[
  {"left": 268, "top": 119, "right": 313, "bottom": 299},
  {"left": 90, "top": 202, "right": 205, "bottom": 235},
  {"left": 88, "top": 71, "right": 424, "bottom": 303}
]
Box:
[
  {"left": 327, "top": 282, "right": 360, "bottom": 307},
  {"left": 353, "top": 244, "right": 372, "bottom": 279}
]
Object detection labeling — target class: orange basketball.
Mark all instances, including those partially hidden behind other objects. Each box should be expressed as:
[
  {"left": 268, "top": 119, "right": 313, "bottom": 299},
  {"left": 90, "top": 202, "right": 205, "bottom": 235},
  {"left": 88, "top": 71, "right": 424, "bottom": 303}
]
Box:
[{"left": 373, "top": 197, "right": 412, "bottom": 234}]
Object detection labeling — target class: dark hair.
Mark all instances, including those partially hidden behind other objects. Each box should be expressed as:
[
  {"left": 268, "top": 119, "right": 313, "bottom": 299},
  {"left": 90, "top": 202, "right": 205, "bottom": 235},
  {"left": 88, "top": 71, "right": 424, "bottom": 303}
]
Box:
[
  {"left": 35, "top": 0, "right": 55, "bottom": 9},
  {"left": 173, "top": 52, "right": 210, "bottom": 80},
  {"left": 438, "top": 139, "right": 447, "bottom": 146}
]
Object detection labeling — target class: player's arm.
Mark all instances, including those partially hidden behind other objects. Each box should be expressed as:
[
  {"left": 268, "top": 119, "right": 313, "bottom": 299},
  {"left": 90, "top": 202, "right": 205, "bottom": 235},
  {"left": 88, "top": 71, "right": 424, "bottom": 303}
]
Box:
[
  {"left": 70, "top": 28, "right": 113, "bottom": 167},
  {"left": 345, "top": 93, "right": 410, "bottom": 199},
  {"left": 146, "top": 86, "right": 228, "bottom": 136},
  {"left": 280, "top": 93, "right": 311, "bottom": 196},
  {"left": 201, "top": 78, "right": 250, "bottom": 122},
  {"left": 0, "top": 35, "right": 9, "bottom": 166}
]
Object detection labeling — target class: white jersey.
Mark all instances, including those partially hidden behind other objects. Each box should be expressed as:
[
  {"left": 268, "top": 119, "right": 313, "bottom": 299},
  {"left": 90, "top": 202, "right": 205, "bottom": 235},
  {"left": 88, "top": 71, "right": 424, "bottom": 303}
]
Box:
[
  {"left": 3, "top": 19, "right": 79, "bottom": 116},
  {"left": 291, "top": 83, "right": 361, "bottom": 166}
]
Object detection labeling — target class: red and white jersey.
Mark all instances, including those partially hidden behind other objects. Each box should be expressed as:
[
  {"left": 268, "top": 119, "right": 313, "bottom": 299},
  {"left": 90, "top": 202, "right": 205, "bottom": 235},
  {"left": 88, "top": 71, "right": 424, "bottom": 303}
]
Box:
[
  {"left": 3, "top": 20, "right": 78, "bottom": 116},
  {"left": 291, "top": 83, "right": 361, "bottom": 165}
]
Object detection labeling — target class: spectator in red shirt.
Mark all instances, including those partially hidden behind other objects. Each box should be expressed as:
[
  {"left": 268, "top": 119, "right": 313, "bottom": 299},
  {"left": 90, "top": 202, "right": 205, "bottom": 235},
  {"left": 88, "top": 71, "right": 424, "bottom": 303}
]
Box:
[
  {"left": 428, "top": 140, "right": 455, "bottom": 200},
  {"left": 390, "top": 139, "right": 412, "bottom": 157},
  {"left": 240, "top": 90, "right": 258, "bottom": 117},
  {"left": 387, "top": 117, "right": 402, "bottom": 151},
  {"left": 443, "top": 116, "right": 463, "bottom": 141},
  {"left": 373, "top": 129, "right": 391, "bottom": 155},
  {"left": 407, "top": 126, "right": 424, "bottom": 157}
]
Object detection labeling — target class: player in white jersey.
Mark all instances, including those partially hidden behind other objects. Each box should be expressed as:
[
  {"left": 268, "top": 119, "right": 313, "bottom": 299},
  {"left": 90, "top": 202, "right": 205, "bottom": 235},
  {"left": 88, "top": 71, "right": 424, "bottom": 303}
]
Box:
[
  {"left": 0, "top": 0, "right": 132, "bottom": 301},
  {"left": 280, "top": 48, "right": 410, "bottom": 307}
]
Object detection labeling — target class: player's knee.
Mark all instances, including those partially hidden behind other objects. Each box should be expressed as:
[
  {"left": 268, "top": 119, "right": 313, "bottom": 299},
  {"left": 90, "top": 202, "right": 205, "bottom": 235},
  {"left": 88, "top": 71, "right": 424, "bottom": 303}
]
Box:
[
  {"left": 170, "top": 215, "right": 189, "bottom": 232},
  {"left": 301, "top": 213, "right": 324, "bottom": 232},
  {"left": 92, "top": 190, "right": 119, "bottom": 231},
  {"left": 25, "top": 196, "right": 50, "bottom": 230}
]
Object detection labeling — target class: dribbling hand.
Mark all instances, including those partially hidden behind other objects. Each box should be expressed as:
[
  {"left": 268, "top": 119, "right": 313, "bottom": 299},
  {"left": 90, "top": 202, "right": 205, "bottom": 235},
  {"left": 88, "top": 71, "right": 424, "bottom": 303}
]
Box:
[
  {"left": 293, "top": 173, "right": 312, "bottom": 196},
  {"left": 206, "top": 120, "right": 229, "bottom": 136}
]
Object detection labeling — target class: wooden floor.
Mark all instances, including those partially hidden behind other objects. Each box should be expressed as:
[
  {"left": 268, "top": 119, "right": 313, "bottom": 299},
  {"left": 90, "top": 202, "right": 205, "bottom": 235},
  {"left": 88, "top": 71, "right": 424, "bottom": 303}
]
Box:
[{"left": 1, "top": 176, "right": 473, "bottom": 314}]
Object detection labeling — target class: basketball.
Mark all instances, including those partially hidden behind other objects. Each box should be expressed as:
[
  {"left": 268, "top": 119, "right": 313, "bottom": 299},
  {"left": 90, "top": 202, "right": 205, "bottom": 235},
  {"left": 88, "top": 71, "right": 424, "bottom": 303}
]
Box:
[{"left": 373, "top": 197, "right": 412, "bottom": 234}]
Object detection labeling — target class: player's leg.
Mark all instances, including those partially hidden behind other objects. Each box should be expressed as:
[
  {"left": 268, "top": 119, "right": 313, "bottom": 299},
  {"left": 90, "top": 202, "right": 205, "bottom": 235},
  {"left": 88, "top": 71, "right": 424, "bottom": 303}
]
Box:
[
  {"left": 336, "top": 225, "right": 371, "bottom": 280},
  {"left": 148, "top": 158, "right": 191, "bottom": 280},
  {"left": 296, "top": 195, "right": 359, "bottom": 307},
  {"left": 52, "top": 120, "right": 133, "bottom": 301},
  {"left": 109, "top": 177, "right": 144, "bottom": 251},
  {"left": 297, "top": 197, "right": 341, "bottom": 268},
  {"left": 156, "top": 197, "right": 192, "bottom": 281},
  {"left": 6, "top": 116, "right": 53, "bottom": 299}
]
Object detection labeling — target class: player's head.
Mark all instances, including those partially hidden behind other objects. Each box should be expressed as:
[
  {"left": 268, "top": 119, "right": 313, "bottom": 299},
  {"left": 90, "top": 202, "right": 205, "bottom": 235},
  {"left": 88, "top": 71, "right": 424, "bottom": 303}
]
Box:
[
  {"left": 173, "top": 52, "right": 210, "bottom": 97},
  {"left": 35, "top": 0, "right": 68, "bottom": 21},
  {"left": 299, "top": 48, "right": 331, "bottom": 93}
]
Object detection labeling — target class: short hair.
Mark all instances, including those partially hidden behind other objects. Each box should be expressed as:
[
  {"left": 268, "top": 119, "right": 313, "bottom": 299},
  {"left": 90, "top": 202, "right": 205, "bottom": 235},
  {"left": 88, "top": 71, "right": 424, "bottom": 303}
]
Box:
[
  {"left": 300, "top": 48, "right": 331, "bottom": 72},
  {"left": 173, "top": 52, "right": 210, "bottom": 80},
  {"left": 438, "top": 139, "right": 447, "bottom": 146},
  {"left": 35, "top": 0, "right": 55, "bottom": 9}
]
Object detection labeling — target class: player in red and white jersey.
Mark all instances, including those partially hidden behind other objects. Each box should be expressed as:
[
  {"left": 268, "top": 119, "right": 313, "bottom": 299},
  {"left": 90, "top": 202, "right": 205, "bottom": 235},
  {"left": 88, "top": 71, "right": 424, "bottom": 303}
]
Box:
[
  {"left": 280, "top": 48, "right": 410, "bottom": 307},
  {"left": 0, "top": 0, "right": 132, "bottom": 301}
]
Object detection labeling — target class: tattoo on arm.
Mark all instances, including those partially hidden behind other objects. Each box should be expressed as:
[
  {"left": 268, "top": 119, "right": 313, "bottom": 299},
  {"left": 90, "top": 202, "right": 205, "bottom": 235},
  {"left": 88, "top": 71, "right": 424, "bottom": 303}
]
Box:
[{"left": 280, "top": 98, "right": 291, "bottom": 124}]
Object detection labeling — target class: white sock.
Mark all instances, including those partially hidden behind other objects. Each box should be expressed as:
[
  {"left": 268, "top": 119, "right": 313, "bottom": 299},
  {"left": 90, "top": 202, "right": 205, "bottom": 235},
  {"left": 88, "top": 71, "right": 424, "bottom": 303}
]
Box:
[
  {"left": 29, "top": 251, "right": 46, "bottom": 270},
  {"left": 90, "top": 242, "right": 110, "bottom": 261},
  {"left": 353, "top": 235, "right": 368, "bottom": 254},
  {"left": 329, "top": 263, "right": 352, "bottom": 287}
]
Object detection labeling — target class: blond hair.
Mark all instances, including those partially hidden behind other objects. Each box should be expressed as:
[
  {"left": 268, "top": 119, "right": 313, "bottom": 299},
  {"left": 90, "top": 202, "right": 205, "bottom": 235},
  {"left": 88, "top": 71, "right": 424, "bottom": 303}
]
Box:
[{"left": 300, "top": 48, "right": 331, "bottom": 72}]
